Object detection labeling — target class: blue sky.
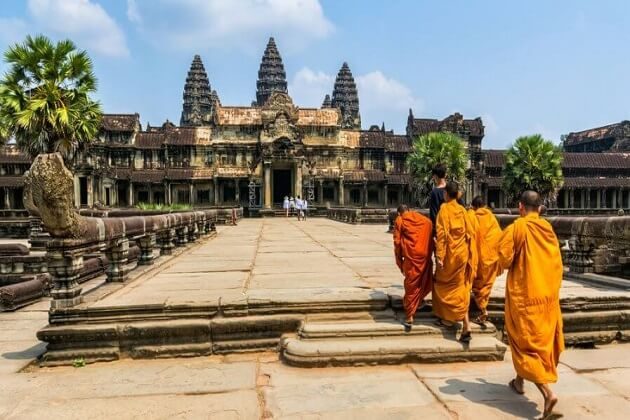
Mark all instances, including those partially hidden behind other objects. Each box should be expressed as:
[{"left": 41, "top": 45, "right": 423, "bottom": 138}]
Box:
[{"left": 1, "top": 0, "right": 629, "bottom": 148}]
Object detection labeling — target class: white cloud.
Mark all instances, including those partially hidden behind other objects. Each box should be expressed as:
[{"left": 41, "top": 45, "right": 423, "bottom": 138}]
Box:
[
  {"left": 289, "top": 66, "right": 422, "bottom": 133},
  {"left": 127, "top": 0, "right": 142, "bottom": 24},
  {"left": 27, "top": 0, "right": 129, "bottom": 57},
  {"left": 0, "top": 18, "right": 28, "bottom": 46},
  {"left": 130, "top": 0, "right": 334, "bottom": 52}
]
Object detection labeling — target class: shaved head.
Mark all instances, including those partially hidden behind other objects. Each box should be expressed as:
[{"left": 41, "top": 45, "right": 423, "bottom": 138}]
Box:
[
  {"left": 520, "top": 190, "right": 541, "bottom": 212},
  {"left": 397, "top": 204, "right": 409, "bottom": 214},
  {"left": 471, "top": 195, "right": 485, "bottom": 209},
  {"left": 445, "top": 181, "right": 459, "bottom": 200}
]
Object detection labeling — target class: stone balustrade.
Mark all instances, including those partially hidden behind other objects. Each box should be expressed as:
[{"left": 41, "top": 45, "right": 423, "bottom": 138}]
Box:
[{"left": 328, "top": 207, "right": 390, "bottom": 224}]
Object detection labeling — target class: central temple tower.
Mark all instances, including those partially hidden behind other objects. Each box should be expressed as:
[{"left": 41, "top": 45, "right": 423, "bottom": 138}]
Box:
[{"left": 256, "top": 37, "right": 288, "bottom": 106}]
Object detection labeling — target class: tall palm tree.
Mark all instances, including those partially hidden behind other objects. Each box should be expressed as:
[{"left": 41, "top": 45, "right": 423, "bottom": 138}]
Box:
[
  {"left": 502, "top": 134, "right": 564, "bottom": 206},
  {"left": 0, "top": 35, "right": 102, "bottom": 158},
  {"left": 407, "top": 132, "right": 467, "bottom": 206}
]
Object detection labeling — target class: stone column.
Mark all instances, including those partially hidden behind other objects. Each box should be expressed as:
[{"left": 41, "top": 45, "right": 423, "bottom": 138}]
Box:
[
  {"left": 128, "top": 183, "right": 134, "bottom": 208},
  {"left": 569, "top": 188, "right": 575, "bottom": 209},
  {"left": 596, "top": 190, "right": 601, "bottom": 208},
  {"left": 235, "top": 181, "right": 240, "bottom": 204},
  {"left": 4, "top": 188, "right": 10, "bottom": 209},
  {"left": 47, "top": 248, "right": 84, "bottom": 309},
  {"left": 580, "top": 189, "right": 586, "bottom": 209},
  {"left": 214, "top": 176, "right": 219, "bottom": 206},
  {"left": 563, "top": 189, "right": 569, "bottom": 208},
  {"left": 189, "top": 183, "right": 194, "bottom": 206},
  {"left": 586, "top": 189, "right": 591, "bottom": 208},
  {"left": 87, "top": 176, "right": 94, "bottom": 207},
  {"left": 149, "top": 184, "right": 154, "bottom": 204},
  {"left": 626, "top": 188, "right": 630, "bottom": 209},
  {"left": 318, "top": 180, "right": 324, "bottom": 204},
  {"left": 138, "top": 234, "right": 156, "bottom": 265},
  {"left": 601, "top": 189, "right": 606, "bottom": 208},
  {"left": 363, "top": 182, "right": 368, "bottom": 208},
  {"left": 263, "top": 163, "right": 271, "bottom": 209},
  {"left": 295, "top": 164, "right": 303, "bottom": 199},
  {"left": 383, "top": 183, "right": 389, "bottom": 207},
  {"left": 159, "top": 229, "right": 176, "bottom": 255},
  {"left": 339, "top": 176, "right": 345, "bottom": 206},
  {"left": 106, "top": 238, "right": 130, "bottom": 282},
  {"left": 612, "top": 188, "right": 617, "bottom": 209}
]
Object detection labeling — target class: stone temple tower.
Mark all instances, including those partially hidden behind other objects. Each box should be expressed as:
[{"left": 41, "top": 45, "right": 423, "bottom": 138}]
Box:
[
  {"left": 180, "top": 55, "right": 216, "bottom": 126},
  {"left": 256, "top": 37, "right": 288, "bottom": 106},
  {"left": 331, "top": 62, "right": 361, "bottom": 129}
]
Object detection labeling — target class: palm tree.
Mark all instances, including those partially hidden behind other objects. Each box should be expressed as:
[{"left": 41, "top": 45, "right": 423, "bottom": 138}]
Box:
[
  {"left": 0, "top": 35, "right": 102, "bottom": 158},
  {"left": 407, "top": 132, "right": 467, "bottom": 206},
  {"left": 502, "top": 134, "right": 564, "bottom": 206}
]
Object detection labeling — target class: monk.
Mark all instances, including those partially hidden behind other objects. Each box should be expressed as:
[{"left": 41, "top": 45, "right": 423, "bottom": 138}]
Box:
[
  {"left": 393, "top": 204, "right": 433, "bottom": 331},
  {"left": 470, "top": 196, "right": 502, "bottom": 324},
  {"left": 433, "top": 181, "right": 478, "bottom": 342},
  {"left": 498, "top": 191, "right": 564, "bottom": 419}
]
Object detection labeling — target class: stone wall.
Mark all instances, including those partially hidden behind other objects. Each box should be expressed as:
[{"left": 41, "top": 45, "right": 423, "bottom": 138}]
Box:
[{"left": 327, "top": 207, "right": 390, "bottom": 224}]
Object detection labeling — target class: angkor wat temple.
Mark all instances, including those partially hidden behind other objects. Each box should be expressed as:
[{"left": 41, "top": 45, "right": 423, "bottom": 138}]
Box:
[{"left": 0, "top": 37, "right": 628, "bottom": 212}]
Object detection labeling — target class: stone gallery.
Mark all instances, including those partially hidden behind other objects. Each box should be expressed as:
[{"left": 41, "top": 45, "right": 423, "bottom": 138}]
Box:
[{"left": 0, "top": 37, "right": 628, "bottom": 213}]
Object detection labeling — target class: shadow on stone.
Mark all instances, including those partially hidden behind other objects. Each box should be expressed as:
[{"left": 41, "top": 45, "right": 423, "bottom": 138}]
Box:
[
  {"left": 439, "top": 378, "right": 541, "bottom": 419},
  {"left": 2, "top": 342, "right": 46, "bottom": 360}
]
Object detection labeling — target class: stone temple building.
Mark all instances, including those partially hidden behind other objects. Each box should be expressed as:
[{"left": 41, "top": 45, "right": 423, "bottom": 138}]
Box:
[{"left": 0, "top": 37, "right": 628, "bottom": 212}]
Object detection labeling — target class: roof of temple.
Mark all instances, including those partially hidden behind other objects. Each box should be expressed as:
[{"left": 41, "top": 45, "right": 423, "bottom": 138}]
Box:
[
  {"left": 564, "top": 120, "right": 630, "bottom": 146},
  {"left": 101, "top": 114, "right": 141, "bottom": 132},
  {"left": 214, "top": 106, "right": 340, "bottom": 127},
  {"left": 180, "top": 55, "right": 215, "bottom": 127},
  {"left": 0, "top": 146, "right": 31, "bottom": 163},
  {"left": 256, "top": 37, "right": 288, "bottom": 106},
  {"left": 483, "top": 150, "right": 630, "bottom": 169},
  {"left": 331, "top": 62, "right": 361, "bottom": 129},
  {"left": 358, "top": 131, "right": 411, "bottom": 152},
  {"left": 135, "top": 126, "right": 210, "bottom": 147},
  {"left": 407, "top": 111, "right": 484, "bottom": 138}
]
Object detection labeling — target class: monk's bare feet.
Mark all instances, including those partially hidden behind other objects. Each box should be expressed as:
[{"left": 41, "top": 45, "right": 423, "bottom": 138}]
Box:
[
  {"left": 542, "top": 393, "right": 558, "bottom": 419},
  {"left": 509, "top": 377, "right": 525, "bottom": 395}
]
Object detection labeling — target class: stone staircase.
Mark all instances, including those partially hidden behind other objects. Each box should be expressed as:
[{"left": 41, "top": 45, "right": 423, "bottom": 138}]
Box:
[{"left": 281, "top": 314, "right": 507, "bottom": 367}]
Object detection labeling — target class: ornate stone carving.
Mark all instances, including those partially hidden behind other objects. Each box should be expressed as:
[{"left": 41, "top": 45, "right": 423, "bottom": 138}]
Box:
[
  {"left": 331, "top": 62, "right": 361, "bottom": 129},
  {"left": 180, "top": 55, "right": 215, "bottom": 126}
]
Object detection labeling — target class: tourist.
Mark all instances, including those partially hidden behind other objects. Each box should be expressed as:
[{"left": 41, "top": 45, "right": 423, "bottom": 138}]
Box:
[
  {"left": 302, "top": 198, "right": 308, "bottom": 220},
  {"left": 393, "top": 204, "right": 433, "bottom": 331},
  {"left": 429, "top": 163, "right": 448, "bottom": 227},
  {"left": 289, "top": 196, "right": 295, "bottom": 215},
  {"left": 498, "top": 190, "right": 563, "bottom": 419},
  {"left": 432, "top": 181, "right": 477, "bottom": 342},
  {"left": 470, "top": 195, "right": 502, "bottom": 324},
  {"left": 295, "top": 196, "right": 303, "bottom": 220},
  {"left": 283, "top": 196, "right": 290, "bottom": 217}
]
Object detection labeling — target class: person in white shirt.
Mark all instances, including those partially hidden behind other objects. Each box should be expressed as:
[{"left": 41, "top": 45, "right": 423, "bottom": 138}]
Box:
[
  {"left": 289, "top": 196, "right": 295, "bottom": 215},
  {"left": 302, "top": 199, "right": 308, "bottom": 220},
  {"left": 283, "top": 196, "right": 290, "bottom": 217},
  {"left": 295, "top": 196, "right": 304, "bottom": 220}
]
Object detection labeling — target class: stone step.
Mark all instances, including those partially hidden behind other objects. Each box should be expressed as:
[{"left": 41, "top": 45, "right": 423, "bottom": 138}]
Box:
[
  {"left": 299, "top": 319, "right": 497, "bottom": 339},
  {"left": 282, "top": 334, "right": 507, "bottom": 367}
]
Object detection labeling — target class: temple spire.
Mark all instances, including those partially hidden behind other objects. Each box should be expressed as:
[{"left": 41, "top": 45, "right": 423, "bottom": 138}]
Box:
[
  {"left": 321, "top": 94, "right": 332, "bottom": 108},
  {"left": 256, "top": 37, "right": 288, "bottom": 106},
  {"left": 331, "top": 62, "right": 361, "bottom": 129},
  {"left": 180, "top": 55, "right": 214, "bottom": 126}
]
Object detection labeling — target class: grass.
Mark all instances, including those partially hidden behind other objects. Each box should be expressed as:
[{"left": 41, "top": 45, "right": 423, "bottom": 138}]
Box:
[{"left": 135, "top": 202, "right": 192, "bottom": 211}]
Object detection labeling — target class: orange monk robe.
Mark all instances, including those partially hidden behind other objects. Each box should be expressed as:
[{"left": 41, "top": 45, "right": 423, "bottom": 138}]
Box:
[
  {"left": 433, "top": 200, "right": 478, "bottom": 323},
  {"left": 472, "top": 207, "right": 503, "bottom": 311},
  {"left": 393, "top": 211, "right": 434, "bottom": 320},
  {"left": 498, "top": 213, "right": 564, "bottom": 384}
]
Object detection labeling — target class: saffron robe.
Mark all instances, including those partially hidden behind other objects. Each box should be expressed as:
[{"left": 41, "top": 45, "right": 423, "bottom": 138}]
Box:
[
  {"left": 393, "top": 211, "right": 434, "bottom": 320},
  {"left": 433, "top": 199, "right": 478, "bottom": 322},
  {"left": 498, "top": 213, "right": 564, "bottom": 384},
  {"left": 472, "top": 207, "right": 502, "bottom": 311}
]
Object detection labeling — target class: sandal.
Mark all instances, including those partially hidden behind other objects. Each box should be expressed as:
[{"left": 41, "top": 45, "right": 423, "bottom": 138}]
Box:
[
  {"left": 459, "top": 331, "right": 472, "bottom": 343},
  {"left": 473, "top": 313, "right": 488, "bottom": 325},
  {"left": 402, "top": 320, "right": 413, "bottom": 332},
  {"left": 508, "top": 379, "right": 525, "bottom": 395},
  {"left": 434, "top": 319, "right": 455, "bottom": 329}
]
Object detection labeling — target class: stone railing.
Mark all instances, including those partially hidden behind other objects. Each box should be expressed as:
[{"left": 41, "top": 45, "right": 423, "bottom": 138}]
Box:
[
  {"left": 22, "top": 154, "right": 221, "bottom": 309},
  {"left": 493, "top": 208, "right": 627, "bottom": 216},
  {"left": 79, "top": 206, "right": 243, "bottom": 224},
  {"left": 328, "top": 207, "right": 390, "bottom": 224}
]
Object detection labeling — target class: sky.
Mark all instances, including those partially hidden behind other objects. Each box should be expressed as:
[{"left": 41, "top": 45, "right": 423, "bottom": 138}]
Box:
[{"left": 1, "top": 0, "right": 630, "bottom": 149}]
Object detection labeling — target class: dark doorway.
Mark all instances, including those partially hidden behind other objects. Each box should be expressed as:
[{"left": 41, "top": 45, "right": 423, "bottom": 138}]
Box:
[
  {"left": 117, "top": 182, "right": 128, "bottom": 207},
  {"left": 273, "top": 169, "right": 292, "bottom": 204},
  {"left": 79, "top": 177, "right": 88, "bottom": 207},
  {"left": 105, "top": 187, "right": 111, "bottom": 206}
]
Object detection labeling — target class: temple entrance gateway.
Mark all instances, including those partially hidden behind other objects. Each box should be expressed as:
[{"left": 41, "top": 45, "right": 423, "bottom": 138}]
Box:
[{"left": 273, "top": 169, "right": 292, "bottom": 204}]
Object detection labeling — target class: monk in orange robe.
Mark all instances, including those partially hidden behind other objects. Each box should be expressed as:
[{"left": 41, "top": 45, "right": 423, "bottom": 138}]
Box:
[
  {"left": 433, "top": 181, "right": 478, "bottom": 342},
  {"left": 393, "top": 204, "right": 433, "bottom": 331},
  {"left": 470, "top": 196, "right": 502, "bottom": 324},
  {"left": 498, "top": 191, "right": 563, "bottom": 419}
]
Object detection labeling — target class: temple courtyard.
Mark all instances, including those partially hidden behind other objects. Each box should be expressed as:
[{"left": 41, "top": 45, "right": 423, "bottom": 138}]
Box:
[{"left": 1, "top": 218, "right": 630, "bottom": 418}]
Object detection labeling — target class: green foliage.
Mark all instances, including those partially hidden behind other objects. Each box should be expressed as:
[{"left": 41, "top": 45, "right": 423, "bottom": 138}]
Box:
[
  {"left": 502, "top": 134, "right": 564, "bottom": 206},
  {"left": 72, "top": 357, "right": 86, "bottom": 368},
  {"left": 407, "top": 132, "right": 467, "bottom": 206},
  {"left": 136, "top": 202, "right": 192, "bottom": 212},
  {"left": 0, "top": 35, "right": 102, "bottom": 158}
]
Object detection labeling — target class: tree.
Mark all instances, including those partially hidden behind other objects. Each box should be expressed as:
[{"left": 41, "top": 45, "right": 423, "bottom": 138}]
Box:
[
  {"left": 0, "top": 35, "right": 102, "bottom": 158},
  {"left": 502, "top": 134, "right": 564, "bottom": 206},
  {"left": 407, "top": 132, "right": 467, "bottom": 206}
]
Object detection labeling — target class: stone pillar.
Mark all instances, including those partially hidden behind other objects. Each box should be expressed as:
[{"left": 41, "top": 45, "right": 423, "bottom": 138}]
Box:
[
  {"left": 235, "top": 181, "right": 240, "bottom": 204},
  {"left": 569, "top": 188, "right": 575, "bottom": 209},
  {"left": 149, "top": 184, "right": 153, "bottom": 204},
  {"left": 214, "top": 177, "right": 220, "bottom": 206},
  {"left": 612, "top": 188, "right": 617, "bottom": 209},
  {"left": 165, "top": 182, "right": 171, "bottom": 205},
  {"left": 138, "top": 234, "right": 156, "bottom": 265},
  {"left": 189, "top": 183, "right": 194, "bottom": 206},
  {"left": 626, "top": 188, "right": 630, "bottom": 209},
  {"left": 128, "top": 183, "right": 134, "bottom": 208},
  {"left": 563, "top": 189, "right": 569, "bottom": 208},
  {"left": 106, "top": 238, "right": 130, "bottom": 282},
  {"left": 87, "top": 175, "right": 94, "bottom": 207},
  {"left": 159, "top": 228, "right": 176, "bottom": 255},
  {"left": 47, "top": 248, "right": 84, "bottom": 309},
  {"left": 318, "top": 180, "right": 324, "bottom": 204},
  {"left": 295, "top": 164, "right": 303, "bottom": 199},
  {"left": 383, "top": 183, "right": 389, "bottom": 207},
  {"left": 580, "top": 189, "right": 586, "bottom": 209},
  {"left": 263, "top": 163, "right": 271, "bottom": 209},
  {"left": 596, "top": 190, "right": 601, "bottom": 208},
  {"left": 339, "top": 176, "right": 345, "bottom": 206},
  {"left": 4, "top": 188, "right": 10, "bottom": 209},
  {"left": 176, "top": 226, "right": 188, "bottom": 247},
  {"left": 363, "top": 182, "right": 368, "bottom": 208},
  {"left": 601, "top": 189, "right": 606, "bottom": 208},
  {"left": 586, "top": 189, "right": 591, "bottom": 208}
]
